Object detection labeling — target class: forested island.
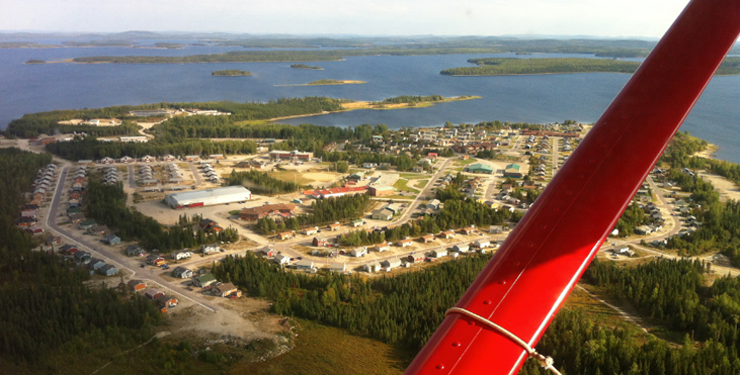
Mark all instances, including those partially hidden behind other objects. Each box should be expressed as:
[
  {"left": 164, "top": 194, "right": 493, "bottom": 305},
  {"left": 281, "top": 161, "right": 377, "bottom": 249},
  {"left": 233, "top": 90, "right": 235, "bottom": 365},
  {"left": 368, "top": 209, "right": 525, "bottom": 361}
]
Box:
[
  {"left": 290, "top": 64, "right": 323, "bottom": 70},
  {"left": 280, "top": 79, "right": 366, "bottom": 86},
  {"left": 441, "top": 57, "right": 740, "bottom": 76},
  {"left": 23, "top": 59, "right": 46, "bottom": 64},
  {"left": 211, "top": 69, "right": 252, "bottom": 76}
]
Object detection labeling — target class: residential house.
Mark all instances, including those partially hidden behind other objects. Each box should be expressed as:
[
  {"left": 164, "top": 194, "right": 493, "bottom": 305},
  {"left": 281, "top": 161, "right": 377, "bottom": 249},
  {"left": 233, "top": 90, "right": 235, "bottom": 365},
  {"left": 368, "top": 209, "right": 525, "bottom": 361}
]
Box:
[
  {"left": 193, "top": 273, "right": 218, "bottom": 288},
  {"left": 278, "top": 231, "right": 295, "bottom": 240},
  {"left": 140, "top": 155, "right": 156, "bottom": 163},
  {"left": 239, "top": 203, "right": 297, "bottom": 221},
  {"left": 426, "top": 199, "right": 441, "bottom": 210},
  {"left": 351, "top": 219, "right": 363, "bottom": 227},
  {"left": 145, "top": 289, "right": 164, "bottom": 300},
  {"left": 398, "top": 238, "right": 414, "bottom": 248},
  {"left": 421, "top": 234, "right": 436, "bottom": 243},
  {"left": 407, "top": 253, "right": 425, "bottom": 263},
  {"left": 375, "top": 243, "right": 390, "bottom": 252},
  {"left": 432, "top": 249, "right": 448, "bottom": 258},
  {"left": 146, "top": 255, "right": 166, "bottom": 266},
  {"left": 88, "top": 258, "right": 106, "bottom": 271},
  {"left": 327, "top": 222, "right": 341, "bottom": 231},
  {"left": 303, "top": 226, "right": 319, "bottom": 236},
  {"left": 172, "top": 266, "right": 193, "bottom": 279},
  {"left": 473, "top": 239, "right": 491, "bottom": 249},
  {"left": 312, "top": 237, "right": 329, "bottom": 247},
  {"left": 45, "top": 236, "right": 62, "bottom": 246},
  {"left": 295, "top": 260, "right": 315, "bottom": 271},
  {"left": 273, "top": 254, "right": 291, "bottom": 265},
  {"left": 351, "top": 247, "right": 367, "bottom": 257},
  {"left": 126, "top": 245, "right": 146, "bottom": 257},
  {"left": 329, "top": 263, "right": 347, "bottom": 273},
  {"left": 380, "top": 258, "right": 403, "bottom": 271},
  {"left": 439, "top": 230, "right": 455, "bottom": 239},
  {"left": 171, "top": 250, "right": 192, "bottom": 261},
  {"left": 215, "top": 283, "right": 239, "bottom": 297},
  {"left": 74, "top": 251, "right": 92, "bottom": 264},
  {"left": 59, "top": 244, "right": 79, "bottom": 254},
  {"left": 127, "top": 280, "right": 146, "bottom": 292},
  {"left": 460, "top": 226, "right": 475, "bottom": 235},
  {"left": 259, "top": 247, "right": 276, "bottom": 257},
  {"left": 372, "top": 208, "right": 394, "bottom": 221},
  {"left": 453, "top": 244, "right": 470, "bottom": 253},
  {"left": 104, "top": 234, "right": 121, "bottom": 245},
  {"left": 489, "top": 225, "right": 504, "bottom": 234},
  {"left": 156, "top": 295, "right": 178, "bottom": 308},
  {"left": 99, "top": 264, "right": 118, "bottom": 276},
  {"left": 88, "top": 225, "right": 110, "bottom": 236},
  {"left": 201, "top": 244, "right": 220, "bottom": 254},
  {"left": 363, "top": 262, "right": 381, "bottom": 273}
]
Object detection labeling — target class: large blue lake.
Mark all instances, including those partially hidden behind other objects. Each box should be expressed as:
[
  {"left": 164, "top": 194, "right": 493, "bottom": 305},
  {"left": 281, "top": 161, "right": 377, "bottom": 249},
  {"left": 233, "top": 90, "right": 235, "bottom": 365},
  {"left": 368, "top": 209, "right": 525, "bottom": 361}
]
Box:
[{"left": 1, "top": 44, "right": 738, "bottom": 162}]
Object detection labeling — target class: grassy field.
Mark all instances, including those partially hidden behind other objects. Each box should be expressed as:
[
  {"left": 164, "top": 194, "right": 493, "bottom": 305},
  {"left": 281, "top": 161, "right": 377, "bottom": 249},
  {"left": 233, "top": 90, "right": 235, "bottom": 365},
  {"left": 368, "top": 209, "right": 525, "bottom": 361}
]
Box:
[
  {"left": 231, "top": 319, "right": 414, "bottom": 375},
  {"left": 393, "top": 179, "right": 420, "bottom": 193},
  {"left": 268, "top": 170, "right": 316, "bottom": 185},
  {"left": 455, "top": 158, "right": 478, "bottom": 166},
  {"left": 397, "top": 173, "right": 428, "bottom": 179},
  {"left": 415, "top": 179, "right": 429, "bottom": 188}
]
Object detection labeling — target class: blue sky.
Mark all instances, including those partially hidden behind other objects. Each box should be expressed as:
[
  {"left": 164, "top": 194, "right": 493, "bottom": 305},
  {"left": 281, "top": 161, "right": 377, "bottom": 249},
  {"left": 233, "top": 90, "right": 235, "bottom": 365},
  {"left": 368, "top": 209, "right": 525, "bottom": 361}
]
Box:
[{"left": 4, "top": 0, "right": 691, "bottom": 38}]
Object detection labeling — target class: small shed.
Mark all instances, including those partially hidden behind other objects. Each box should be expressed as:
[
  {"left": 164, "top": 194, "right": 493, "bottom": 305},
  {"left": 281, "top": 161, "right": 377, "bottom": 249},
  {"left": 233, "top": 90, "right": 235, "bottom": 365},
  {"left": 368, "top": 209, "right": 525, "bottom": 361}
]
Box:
[
  {"left": 99, "top": 264, "right": 118, "bottom": 276},
  {"left": 128, "top": 280, "right": 146, "bottom": 292},
  {"left": 105, "top": 234, "right": 121, "bottom": 245},
  {"left": 156, "top": 295, "right": 178, "bottom": 307},
  {"left": 145, "top": 289, "right": 164, "bottom": 300}
]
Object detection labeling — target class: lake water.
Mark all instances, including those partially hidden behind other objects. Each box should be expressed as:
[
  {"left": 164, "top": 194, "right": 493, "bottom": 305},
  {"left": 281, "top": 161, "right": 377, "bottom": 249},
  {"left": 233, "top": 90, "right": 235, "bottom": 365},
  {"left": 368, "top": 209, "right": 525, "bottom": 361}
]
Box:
[{"left": 1, "top": 44, "right": 738, "bottom": 163}]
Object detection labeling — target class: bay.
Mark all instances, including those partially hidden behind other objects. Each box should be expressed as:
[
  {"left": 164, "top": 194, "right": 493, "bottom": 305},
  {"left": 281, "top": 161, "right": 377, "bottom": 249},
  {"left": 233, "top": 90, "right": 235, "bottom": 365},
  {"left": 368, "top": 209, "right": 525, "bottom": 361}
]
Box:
[{"left": 0, "top": 45, "right": 738, "bottom": 163}]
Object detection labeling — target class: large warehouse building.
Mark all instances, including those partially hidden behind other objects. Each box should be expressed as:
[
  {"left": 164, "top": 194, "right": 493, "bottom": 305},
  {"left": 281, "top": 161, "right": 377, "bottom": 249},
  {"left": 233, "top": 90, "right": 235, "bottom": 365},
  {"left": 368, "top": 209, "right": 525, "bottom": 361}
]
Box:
[{"left": 165, "top": 186, "right": 251, "bottom": 209}]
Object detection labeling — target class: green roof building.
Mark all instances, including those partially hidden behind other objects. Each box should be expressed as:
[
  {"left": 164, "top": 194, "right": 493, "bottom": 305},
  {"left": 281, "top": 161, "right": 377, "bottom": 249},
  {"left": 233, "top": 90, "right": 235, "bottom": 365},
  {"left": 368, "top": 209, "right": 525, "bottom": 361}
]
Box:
[
  {"left": 503, "top": 163, "right": 523, "bottom": 178},
  {"left": 466, "top": 163, "right": 494, "bottom": 174}
]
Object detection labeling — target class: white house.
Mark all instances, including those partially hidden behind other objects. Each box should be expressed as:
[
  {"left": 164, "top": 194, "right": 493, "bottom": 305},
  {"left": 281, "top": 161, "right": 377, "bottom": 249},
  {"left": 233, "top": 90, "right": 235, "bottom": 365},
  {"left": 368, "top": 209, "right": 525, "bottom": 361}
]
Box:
[
  {"left": 432, "top": 249, "right": 448, "bottom": 258},
  {"left": 453, "top": 244, "right": 470, "bottom": 253},
  {"left": 473, "top": 240, "right": 490, "bottom": 249},
  {"left": 329, "top": 263, "right": 346, "bottom": 273},
  {"left": 171, "top": 250, "right": 192, "bottom": 261},
  {"left": 351, "top": 247, "right": 367, "bottom": 257},
  {"left": 202, "top": 244, "right": 220, "bottom": 254},
  {"left": 172, "top": 266, "right": 193, "bottom": 279},
  {"left": 295, "top": 259, "right": 315, "bottom": 271},
  {"left": 375, "top": 243, "right": 390, "bottom": 252},
  {"left": 273, "top": 254, "right": 291, "bottom": 265},
  {"left": 363, "top": 262, "right": 382, "bottom": 273},
  {"left": 380, "top": 258, "right": 403, "bottom": 271}
]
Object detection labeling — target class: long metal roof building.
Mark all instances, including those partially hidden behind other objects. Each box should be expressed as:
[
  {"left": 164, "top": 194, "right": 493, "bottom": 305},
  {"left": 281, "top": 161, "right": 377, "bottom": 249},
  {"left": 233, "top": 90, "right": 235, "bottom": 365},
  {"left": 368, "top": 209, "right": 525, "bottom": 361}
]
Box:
[{"left": 164, "top": 186, "right": 251, "bottom": 209}]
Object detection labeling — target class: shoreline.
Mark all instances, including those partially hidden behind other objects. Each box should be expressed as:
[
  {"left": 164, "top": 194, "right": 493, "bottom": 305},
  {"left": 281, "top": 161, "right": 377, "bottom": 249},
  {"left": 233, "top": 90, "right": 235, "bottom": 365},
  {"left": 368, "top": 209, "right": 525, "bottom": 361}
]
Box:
[{"left": 262, "top": 96, "right": 482, "bottom": 123}]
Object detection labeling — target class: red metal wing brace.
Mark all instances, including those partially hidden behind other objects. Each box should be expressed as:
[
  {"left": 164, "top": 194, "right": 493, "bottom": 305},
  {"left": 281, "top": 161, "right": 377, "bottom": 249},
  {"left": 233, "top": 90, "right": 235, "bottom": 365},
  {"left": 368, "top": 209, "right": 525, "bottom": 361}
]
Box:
[{"left": 405, "top": 0, "right": 740, "bottom": 374}]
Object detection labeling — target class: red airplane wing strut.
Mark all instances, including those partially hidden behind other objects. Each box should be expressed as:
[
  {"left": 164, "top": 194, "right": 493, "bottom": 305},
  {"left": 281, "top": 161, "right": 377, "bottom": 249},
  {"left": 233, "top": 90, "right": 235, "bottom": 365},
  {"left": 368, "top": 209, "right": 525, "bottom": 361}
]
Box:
[{"left": 405, "top": 0, "right": 740, "bottom": 374}]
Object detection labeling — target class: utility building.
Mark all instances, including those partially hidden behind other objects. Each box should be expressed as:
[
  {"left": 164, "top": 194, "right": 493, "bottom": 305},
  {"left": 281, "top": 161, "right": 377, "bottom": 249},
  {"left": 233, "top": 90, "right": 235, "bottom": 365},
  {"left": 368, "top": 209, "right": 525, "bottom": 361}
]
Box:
[{"left": 164, "top": 186, "right": 251, "bottom": 209}]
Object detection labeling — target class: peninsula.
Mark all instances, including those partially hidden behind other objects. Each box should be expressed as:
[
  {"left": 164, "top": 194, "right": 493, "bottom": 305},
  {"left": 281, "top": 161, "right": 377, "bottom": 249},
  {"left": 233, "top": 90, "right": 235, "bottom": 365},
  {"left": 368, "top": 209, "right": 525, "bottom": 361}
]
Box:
[
  {"left": 441, "top": 57, "right": 740, "bottom": 76},
  {"left": 441, "top": 57, "right": 640, "bottom": 76},
  {"left": 211, "top": 70, "right": 252, "bottom": 76},
  {"left": 290, "top": 64, "right": 323, "bottom": 70}
]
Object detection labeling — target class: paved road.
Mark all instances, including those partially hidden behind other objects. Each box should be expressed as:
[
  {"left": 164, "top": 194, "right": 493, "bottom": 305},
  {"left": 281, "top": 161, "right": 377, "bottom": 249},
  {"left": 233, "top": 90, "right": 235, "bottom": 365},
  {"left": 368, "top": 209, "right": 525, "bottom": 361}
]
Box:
[
  {"left": 128, "top": 165, "right": 136, "bottom": 188},
  {"left": 47, "top": 167, "right": 220, "bottom": 312},
  {"left": 189, "top": 163, "right": 204, "bottom": 185},
  {"left": 551, "top": 138, "right": 559, "bottom": 174}
]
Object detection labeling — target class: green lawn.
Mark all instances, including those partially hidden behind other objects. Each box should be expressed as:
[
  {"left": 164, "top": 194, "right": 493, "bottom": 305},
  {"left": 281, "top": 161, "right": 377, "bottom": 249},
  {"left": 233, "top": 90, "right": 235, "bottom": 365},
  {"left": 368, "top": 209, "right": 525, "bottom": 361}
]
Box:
[{"left": 394, "top": 179, "right": 420, "bottom": 193}]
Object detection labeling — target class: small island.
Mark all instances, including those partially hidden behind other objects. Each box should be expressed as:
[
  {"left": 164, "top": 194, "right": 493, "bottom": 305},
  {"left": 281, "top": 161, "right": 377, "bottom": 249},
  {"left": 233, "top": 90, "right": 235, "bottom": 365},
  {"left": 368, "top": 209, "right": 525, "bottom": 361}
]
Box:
[
  {"left": 278, "top": 79, "right": 366, "bottom": 86},
  {"left": 24, "top": 59, "right": 47, "bottom": 64},
  {"left": 291, "top": 64, "right": 323, "bottom": 70},
  {"left": 211, "top": 70, "right": 252, "bottom": 76}
]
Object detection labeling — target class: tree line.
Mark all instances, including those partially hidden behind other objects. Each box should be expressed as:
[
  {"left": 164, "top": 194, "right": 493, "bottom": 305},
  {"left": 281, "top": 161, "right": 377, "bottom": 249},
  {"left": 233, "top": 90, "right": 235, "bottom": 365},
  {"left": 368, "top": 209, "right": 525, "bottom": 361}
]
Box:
[
  {"left": 228, "top": 169, "right": 303, "bottom": 195},
  {"left": 85, "top": 177, "right": 238, "bottom": 251},
  {"left": 0, "top": 148, "right": 162, "bottom": 364},
  {"left": 256, "top": 194, "right": 370, "bottom": 234}
]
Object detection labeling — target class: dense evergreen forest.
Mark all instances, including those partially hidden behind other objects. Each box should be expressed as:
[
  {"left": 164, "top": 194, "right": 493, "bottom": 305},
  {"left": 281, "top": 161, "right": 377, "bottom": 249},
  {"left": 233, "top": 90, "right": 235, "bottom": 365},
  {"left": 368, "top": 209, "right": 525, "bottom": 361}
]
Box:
[
  {"left": 290, "top": 64, "right": 322, "bottom": 70},
  {"left": 214, "top": 249, "right": 740, "bottom": 374},
  {"left": 0, "top": 149, "right": 163, "bottom": 364},
  {"left": 85, "top": 177, "right": 238, "bottom": 251},
  {"left": 228, "top": 169, "right": 303, "bottom": 195},
  {"left": 372, "top": 95, "right": 445, "bottom": 105},
  {"left": 45, "top": 136, "right": 258, "bottom": 160},
  {"left": 256, "top": 194, "right": 369, "bottom": 234},
  {"left": 441, "top": 58, "right": 640, "bottom": 76}
]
